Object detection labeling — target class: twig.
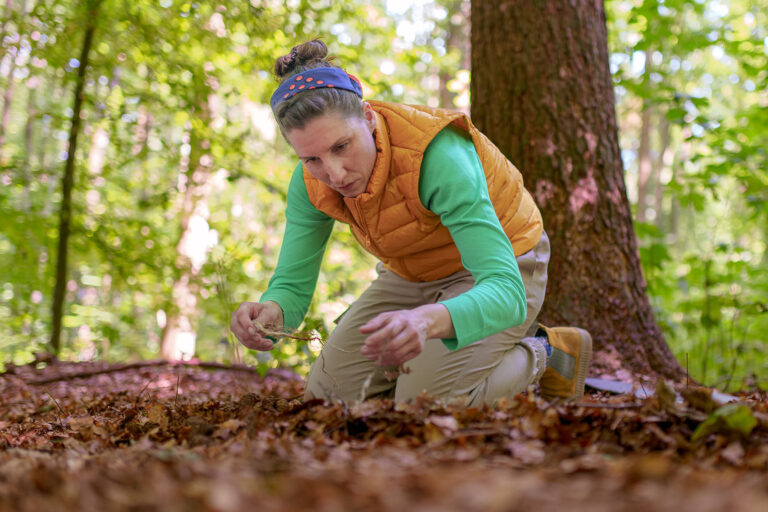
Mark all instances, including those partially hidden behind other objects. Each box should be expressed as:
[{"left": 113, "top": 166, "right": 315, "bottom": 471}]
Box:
[
  {"left": 174, "top": 368, "right": 181, "bottom": 408},
  {"left": 44, "top": 391, "right": 66, "bottom": 428},
  {"left": 252, "top": 320, "right": 323, "bottom": 344},
  {"left": 135, "top": 377, "right": 155, "bottom": 407}
]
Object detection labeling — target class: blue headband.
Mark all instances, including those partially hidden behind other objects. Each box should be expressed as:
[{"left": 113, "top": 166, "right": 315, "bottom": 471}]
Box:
[{"left": 270, "top": 67, "right": 363, "bottom": 110}]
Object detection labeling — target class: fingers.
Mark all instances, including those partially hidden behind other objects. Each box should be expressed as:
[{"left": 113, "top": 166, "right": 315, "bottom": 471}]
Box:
[
  {"left": 368, "top": 344, "right": 420, "bottom": 366},
  {"left": 359, "top": 311, "right": 398, "bottom": 334},
  {"left": 234, "top": 302, "right": 258, "bottom": 332},
  {"left": 379, "top": 335, "right": 422, "bottom": 366},
  {"left": 230, "top": 302, "right": 276, "bottom": 352},
  {"left": 362, "top": 328, "right": 423, "bottom": 366},
  {"left": 361, "top": 314, "right": 403, "bottom": 350},
  {"left": 240, "top": 336, "right": 274, "bottom": 351}
]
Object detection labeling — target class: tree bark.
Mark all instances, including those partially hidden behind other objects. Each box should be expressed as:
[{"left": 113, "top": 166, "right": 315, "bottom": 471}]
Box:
[
  {"left": 50, "top": 0, "right": 101, "bottom": 354},
  {"left": 470, "top": 0, "right": 682, "bottom": 379}
]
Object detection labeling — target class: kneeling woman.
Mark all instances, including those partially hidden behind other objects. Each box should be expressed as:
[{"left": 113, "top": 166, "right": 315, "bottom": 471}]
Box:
[{"left": 231, "top": 40, "right": 591, "bottom": 404}]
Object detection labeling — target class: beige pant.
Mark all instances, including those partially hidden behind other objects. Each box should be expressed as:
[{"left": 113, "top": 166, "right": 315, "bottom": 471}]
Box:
[{"left": 305, "top": 231, "right": 550, "bottom": 405}]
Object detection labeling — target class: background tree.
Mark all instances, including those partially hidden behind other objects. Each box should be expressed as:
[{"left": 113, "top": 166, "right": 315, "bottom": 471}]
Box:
[
  {"left": 470, "top": 0, "right": 682, "bottom": 379},
  {"left": 50, "top": 0, "right": 102, "bottom": 354}
]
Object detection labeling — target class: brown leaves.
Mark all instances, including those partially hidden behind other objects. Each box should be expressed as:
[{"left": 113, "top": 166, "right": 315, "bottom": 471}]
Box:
[{"left": 1, "top": 362, "right": 768, "bottom": 512}]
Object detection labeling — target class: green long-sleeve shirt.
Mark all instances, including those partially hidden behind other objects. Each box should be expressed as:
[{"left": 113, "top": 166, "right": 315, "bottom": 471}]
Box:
[{"left": 260, "top": 125, "right": 527, "bottom": 350}]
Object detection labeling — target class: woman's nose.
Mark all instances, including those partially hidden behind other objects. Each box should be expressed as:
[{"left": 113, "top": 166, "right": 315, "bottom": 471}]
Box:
[{"left": 325, "top": 160, "right": 346, "bottom": 186}]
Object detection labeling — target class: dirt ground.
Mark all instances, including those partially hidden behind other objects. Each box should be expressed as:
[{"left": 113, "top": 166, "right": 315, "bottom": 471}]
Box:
[{"left": 1, "top": 360, "right": 767, "bottom": 512}]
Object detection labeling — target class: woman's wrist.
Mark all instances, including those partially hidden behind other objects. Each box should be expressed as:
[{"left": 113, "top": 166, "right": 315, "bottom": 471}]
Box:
[{"left": 415, "top": 303, "right": 455, "bottom": 340}]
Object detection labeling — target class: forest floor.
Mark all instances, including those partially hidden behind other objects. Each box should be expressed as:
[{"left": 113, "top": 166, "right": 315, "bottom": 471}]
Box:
[{"left": 1, "top": 360, "right": 767, "bottom": 512}]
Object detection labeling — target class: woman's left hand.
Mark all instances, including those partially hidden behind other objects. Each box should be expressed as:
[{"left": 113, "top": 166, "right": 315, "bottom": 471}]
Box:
[{"left": 359, "top": 304, "right": 453, "bottom": 366}]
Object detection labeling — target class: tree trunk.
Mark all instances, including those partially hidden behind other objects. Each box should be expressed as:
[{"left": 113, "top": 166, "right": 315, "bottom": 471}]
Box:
[
  {"left": 50, "top": 0, "right": 101, "bottom": 355},
  {"left": 470, "top": 0, "right": 681, "bottom": 379},
  {"left": 21, "top": 78, "right": 38, "bottom": 211},
  {"left": 669, "top": 125, "right": 692, "bottom": 246},
  {"left": 0, "top": 0, "right": 14, "bottom": 43},
  {"left": 0, "top": 47, "right": 16, "bottom": 159},
  {"left": 654, "top": 113, "right": 670, "bottom": 230},
  {"left": 0, "top": 0, "right": 25, "bottom": 161},
  {"left": 160, "top": 100, "right": 215, "bottom": 360},
  {"left": 636, "top": 104, "right": 652, "bottom": 223},
  {"left": 132, "top": 104, "right": 152, "bottom": 157},
  {"left": 438, "top": 0, "right": 469, "bottom": 109}
]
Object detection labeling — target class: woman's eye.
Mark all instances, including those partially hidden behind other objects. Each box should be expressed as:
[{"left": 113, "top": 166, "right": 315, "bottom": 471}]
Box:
[{"left": 336, "top": 142, "right": 348, "bottom": 151}]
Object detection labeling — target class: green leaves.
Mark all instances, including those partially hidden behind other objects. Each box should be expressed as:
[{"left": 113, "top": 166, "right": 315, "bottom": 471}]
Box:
[
  {"left": 692, "top": 403, "right": 758, "bottom": 442},
  {"left": 615, "top": 0, "right": 768, "bottom": 389}
]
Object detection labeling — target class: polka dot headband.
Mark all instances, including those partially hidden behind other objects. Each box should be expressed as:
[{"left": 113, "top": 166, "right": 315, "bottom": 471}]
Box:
[{"left": 270, "top": 67, "right": 363, "bottom": 110}]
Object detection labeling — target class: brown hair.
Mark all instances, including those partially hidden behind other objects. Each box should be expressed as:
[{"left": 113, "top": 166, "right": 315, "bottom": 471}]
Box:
[{"left": 272, "top": 40, "right": 364, "bottom": 134}]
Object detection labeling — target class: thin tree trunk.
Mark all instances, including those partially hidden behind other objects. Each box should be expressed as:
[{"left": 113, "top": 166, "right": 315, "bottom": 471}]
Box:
[
  {"left": 636, "top": 104, "right": 652, "bottom": 223},
  {"left": 0, "top": 51, "right": 16, "bottom": 158},
  {"left": 670, "top": 125, "right": 691, "bottom": 246},
  {"left": 0, "top": 0, "right": 14, "bottom": 43},
  {"left": 21, "top": 79, "right": 37, "bottom": 211},
  {"left": 438, "top": 0, "right": 463, "bottom": 109},
  {"left": 471, "top": 0, "right": 681, "bottom": 379},
  {"left": 654, "top": 113, "right": 670, "bottom": 230},
  {"left": 50, "top": 0, "right": 101, "bottom": 354},
  {"left": 0, "top": 0, "right": 24, "bottom": 160},
  {"left": 438, "top": 0, "right": 471, "bottom": 112},
  {"left": 132, "top": 104, "right": 152, "bottom": 157},
  {"left": 160, "top": 99, "right": 215, "bottom": 360}
]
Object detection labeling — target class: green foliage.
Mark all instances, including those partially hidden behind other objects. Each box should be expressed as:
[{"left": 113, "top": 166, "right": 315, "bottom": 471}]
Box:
[
  {"left": 691, "top": 403, "right": 757, "bottom": 441},
  {"left": 609, "top": 0, "right": 768, "bottom": 389},
  {"left": 0, "top": 0, "right": 439, "bottom": 372}
]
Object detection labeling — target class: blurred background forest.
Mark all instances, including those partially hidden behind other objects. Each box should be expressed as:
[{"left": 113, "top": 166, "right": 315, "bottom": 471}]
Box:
[{"left": 0, "top": 0, "right": 766, "bottom": 389}]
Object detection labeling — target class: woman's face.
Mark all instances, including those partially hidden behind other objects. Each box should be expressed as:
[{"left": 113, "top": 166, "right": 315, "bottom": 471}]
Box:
[{"left": 285, "top": 103, "right": 378, "bottom": 198}]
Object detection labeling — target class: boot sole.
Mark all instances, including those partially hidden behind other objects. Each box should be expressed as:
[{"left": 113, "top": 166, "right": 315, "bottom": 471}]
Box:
[{"left": 572, "top": 328, "right": 593, "bottom": 399}]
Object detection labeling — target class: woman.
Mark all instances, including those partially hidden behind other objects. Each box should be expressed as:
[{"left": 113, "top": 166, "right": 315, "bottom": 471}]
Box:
[{"left": 230, "top": 40, "right": 591, "bottom": 405}]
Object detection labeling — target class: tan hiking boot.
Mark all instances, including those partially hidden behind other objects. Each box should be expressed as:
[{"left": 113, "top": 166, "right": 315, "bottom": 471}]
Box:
[{"left": 537, "top": 324, "right": 592, "bottom": 400}]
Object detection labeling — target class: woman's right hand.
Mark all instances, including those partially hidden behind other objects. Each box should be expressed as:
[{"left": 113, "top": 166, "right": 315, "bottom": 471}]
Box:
[{"left": 230, "top": 301, "right": 284, "bottom": 351}]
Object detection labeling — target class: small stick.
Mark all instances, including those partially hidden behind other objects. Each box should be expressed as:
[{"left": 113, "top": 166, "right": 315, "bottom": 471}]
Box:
[
  {"left": 44, "top": 391, "right": 66, "bottom": 428},
  {"left": 135, "top": 377, "right": 155, "bottom": 407},
  {"left": 174, "top": 369, "right": 181, "bottom": 408},
  {"left": 252, "top": 321, "right": 321, "bottom": 343}
]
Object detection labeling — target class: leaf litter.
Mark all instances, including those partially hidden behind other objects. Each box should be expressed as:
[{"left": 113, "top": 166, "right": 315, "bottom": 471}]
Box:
[{"left": 1, "top": 360, "right": 767, "bottom": 512}]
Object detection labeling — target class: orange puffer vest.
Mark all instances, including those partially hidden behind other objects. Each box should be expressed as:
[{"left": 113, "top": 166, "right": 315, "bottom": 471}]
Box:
[{"left": 303, "top": 100, "right": 542, "bottom": 282}]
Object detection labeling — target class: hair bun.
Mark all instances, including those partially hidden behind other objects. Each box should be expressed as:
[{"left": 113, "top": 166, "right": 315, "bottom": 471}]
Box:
[{"left": 274, "top": 39, "right": 330, "bottom": 78}]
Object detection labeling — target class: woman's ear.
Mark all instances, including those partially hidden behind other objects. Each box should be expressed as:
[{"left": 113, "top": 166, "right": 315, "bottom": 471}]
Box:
[{"left": 362, "top": 102, "right": 377, "bottom": 133}]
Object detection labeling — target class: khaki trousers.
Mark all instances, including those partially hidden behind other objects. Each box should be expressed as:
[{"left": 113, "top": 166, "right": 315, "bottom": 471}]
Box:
[{"left": 305, "top": 231, "right": 550, "bottom": 406}]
